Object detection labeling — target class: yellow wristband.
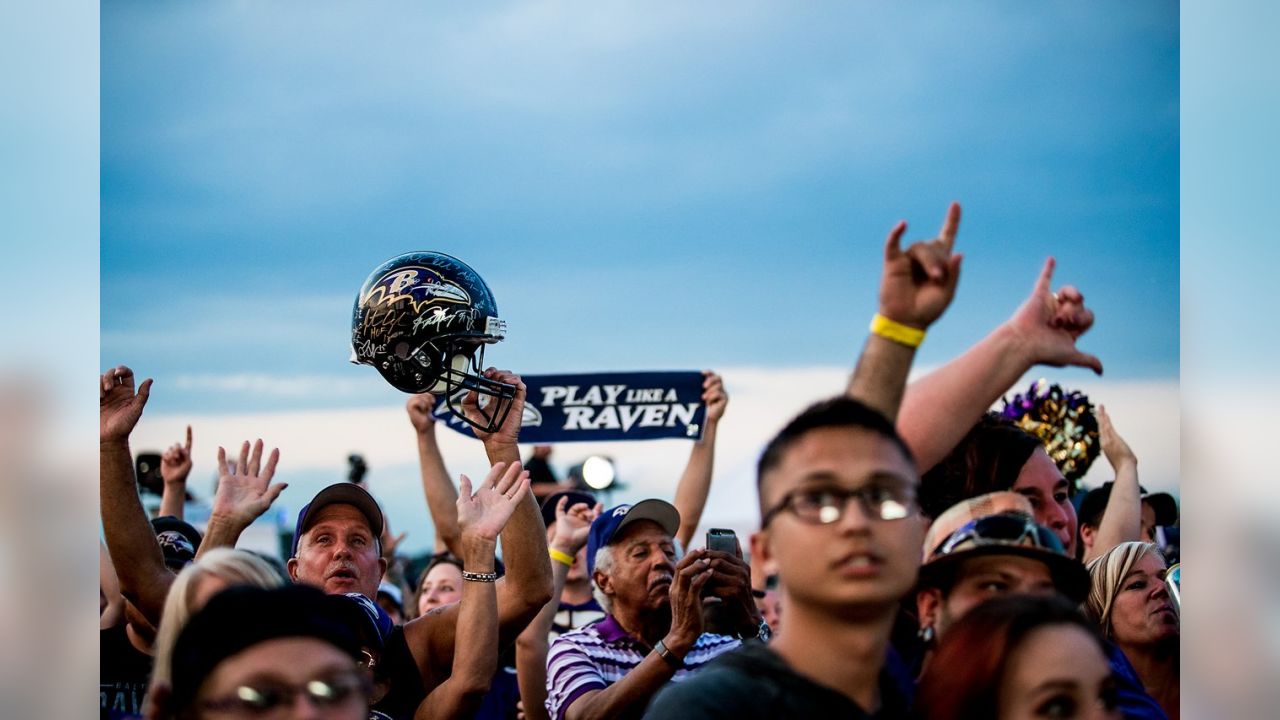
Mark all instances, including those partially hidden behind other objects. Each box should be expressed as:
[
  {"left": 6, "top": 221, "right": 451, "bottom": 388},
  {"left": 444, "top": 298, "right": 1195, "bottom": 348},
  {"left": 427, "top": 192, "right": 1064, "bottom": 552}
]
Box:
[
  {"left": 549, "top": 548, "right": 575, "bottom": 567},
  {"left": 870, "top": 313, "right": 926, "bottom": 348}
]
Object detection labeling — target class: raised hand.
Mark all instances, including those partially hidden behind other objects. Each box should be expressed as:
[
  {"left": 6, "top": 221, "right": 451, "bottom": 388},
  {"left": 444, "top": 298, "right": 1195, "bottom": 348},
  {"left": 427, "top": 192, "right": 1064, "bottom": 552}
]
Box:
[
  {"left": 702, "top": 371, "right": 728, "bottom": 424},
  {"left": 1006, "top": 257, "right": 1103, "bottom": 374},
  {"left": 211, "top": 439, "right": 286, "bottom": 529},
  {"left": 461, "top": 368, "right": 526, "bottom": 447},
  {"left": 456, "top": 461, "right": 532, "bottom": 543},
  {"left": 100, "top": 365, "right": 152, "bottom": 443},
  {"left": 550, "top": 498, "right": 602, "bottom": 556},
  {"left": 877, "top": 202, "right": 964, "bottom": 331},
  {"left": 1098, "top": 404, "right": 1137, "bottom": 471},
  {"left": 406, "top": 393, "right": 438, "bottom": 434},
  {"left": 665, "top": 549, "right": 714, "bottom": 653},
  {"left": 160, "top": 425, "right": 194, "bottom": 485}
]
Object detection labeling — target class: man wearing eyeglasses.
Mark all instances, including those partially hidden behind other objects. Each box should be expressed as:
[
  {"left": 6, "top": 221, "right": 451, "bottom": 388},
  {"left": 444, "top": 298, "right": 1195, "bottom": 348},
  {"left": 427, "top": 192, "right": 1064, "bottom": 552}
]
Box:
[{"left": 646, "top": 207, "right": 965, "bottom": 718}]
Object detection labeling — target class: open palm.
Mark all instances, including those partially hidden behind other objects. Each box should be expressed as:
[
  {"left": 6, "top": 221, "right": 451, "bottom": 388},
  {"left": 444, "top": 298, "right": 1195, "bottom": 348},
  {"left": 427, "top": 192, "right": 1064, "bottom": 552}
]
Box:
[{"left": 456, "top": 461, "right": 530, "bottom": 543}]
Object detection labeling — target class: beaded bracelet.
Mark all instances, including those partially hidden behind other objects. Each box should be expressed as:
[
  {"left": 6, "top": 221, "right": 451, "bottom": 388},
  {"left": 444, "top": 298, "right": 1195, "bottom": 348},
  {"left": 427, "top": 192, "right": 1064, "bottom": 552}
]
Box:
[{"left": 462, "top": 570, "right": 499, "bottom": 583}]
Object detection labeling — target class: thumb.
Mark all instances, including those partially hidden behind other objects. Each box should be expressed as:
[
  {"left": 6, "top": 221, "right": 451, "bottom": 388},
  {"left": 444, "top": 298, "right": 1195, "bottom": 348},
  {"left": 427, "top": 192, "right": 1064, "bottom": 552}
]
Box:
[
  {"left": 137, "top": 378, "right": 154, "bottom": 405},
  {"left": 263, "top": 483, "right": 288, "bottom": 507}
]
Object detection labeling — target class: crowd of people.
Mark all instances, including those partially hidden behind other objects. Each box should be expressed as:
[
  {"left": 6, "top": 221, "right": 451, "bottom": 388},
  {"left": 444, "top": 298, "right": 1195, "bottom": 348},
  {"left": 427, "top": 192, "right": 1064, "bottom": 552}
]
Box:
[{"left": 101, "top": 202, "right": 1180, "bottom": 719}]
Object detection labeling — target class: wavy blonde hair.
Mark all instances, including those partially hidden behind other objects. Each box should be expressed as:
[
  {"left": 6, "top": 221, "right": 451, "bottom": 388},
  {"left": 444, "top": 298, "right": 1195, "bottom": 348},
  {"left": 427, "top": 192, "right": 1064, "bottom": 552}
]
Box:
[
  {"left": 149, "top": 548, "right": 285, "bottom": 689},
  {"left": 1083, "top": 541, "right": 1161, "bottom": 640}
]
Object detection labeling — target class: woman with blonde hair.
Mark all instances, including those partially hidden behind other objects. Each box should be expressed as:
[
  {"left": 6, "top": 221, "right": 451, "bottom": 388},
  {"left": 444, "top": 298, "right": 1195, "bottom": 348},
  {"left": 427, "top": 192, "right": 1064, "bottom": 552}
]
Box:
[
  {"left": 1085, "top": 541, "right": 1179, "bottom": 719},
  {"left": 144, "top": 547, "right": 285, "bottom": 717}
]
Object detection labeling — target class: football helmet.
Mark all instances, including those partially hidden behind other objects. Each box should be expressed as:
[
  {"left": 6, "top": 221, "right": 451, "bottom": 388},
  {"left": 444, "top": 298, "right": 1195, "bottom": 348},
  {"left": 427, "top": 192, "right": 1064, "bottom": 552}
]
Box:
[{"left": 351, "top": 252, "right": 516, "bottom": 434}]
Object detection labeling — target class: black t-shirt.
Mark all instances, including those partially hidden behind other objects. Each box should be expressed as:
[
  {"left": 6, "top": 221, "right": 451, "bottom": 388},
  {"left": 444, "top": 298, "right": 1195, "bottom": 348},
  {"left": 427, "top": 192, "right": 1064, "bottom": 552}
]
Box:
[
  {"left": 370, "top": 625, "right": 427, "bottom": 720},
  {"left": 100, "top": 625, "right": 153, "bottom": 720},
  {"left": 645, "top": 640, "right": 911, "bottom": 719}
]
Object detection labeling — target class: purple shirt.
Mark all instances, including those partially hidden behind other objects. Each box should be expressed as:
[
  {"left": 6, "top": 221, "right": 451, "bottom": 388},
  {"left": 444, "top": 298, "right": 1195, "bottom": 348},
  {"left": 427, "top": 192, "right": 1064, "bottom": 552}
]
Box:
[{"left": 545, "top": 615, "right": 740, "bottom": 720}]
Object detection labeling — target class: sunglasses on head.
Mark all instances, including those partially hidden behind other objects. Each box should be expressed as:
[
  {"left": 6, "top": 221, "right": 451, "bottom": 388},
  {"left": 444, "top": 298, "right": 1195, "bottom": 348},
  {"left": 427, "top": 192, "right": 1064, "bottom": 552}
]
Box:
[{"left": 931, "top": 512, "right": 1064, "bottom": 559}]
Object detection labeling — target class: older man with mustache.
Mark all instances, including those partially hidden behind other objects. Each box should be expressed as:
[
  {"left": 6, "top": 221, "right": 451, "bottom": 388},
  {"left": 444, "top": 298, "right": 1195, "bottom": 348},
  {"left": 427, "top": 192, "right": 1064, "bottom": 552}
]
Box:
[{"left": 544, "top": 500, "right": 763, "bottom": 720}]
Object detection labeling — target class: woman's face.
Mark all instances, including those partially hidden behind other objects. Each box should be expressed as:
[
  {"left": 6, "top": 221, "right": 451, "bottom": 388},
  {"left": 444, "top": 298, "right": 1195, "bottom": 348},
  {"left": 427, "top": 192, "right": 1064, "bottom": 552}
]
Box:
[
  {"left": 998, "top": 624, "right": 1120, "bottom": 720},
  {"left": 1013, "top": 448, "right": 1078, "bottom": 555},
  {"left": 1108, "top": 551, "right": 1178, "bottom": 647},
  {"left": 417, "top": 563, "right": 463, "bottom": 615}
]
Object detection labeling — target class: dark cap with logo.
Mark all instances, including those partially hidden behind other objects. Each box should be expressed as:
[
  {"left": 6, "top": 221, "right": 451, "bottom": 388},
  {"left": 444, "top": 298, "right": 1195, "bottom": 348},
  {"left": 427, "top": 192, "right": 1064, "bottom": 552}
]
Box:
[
  {"left": 291, "top": 483, "right": 385, "bottom": 557},
  {"left": 151, "top": 516, "right": 202, "bottom": 570},
  {"left": 586, "top": 499, "right": 681, "bottom": 575}
]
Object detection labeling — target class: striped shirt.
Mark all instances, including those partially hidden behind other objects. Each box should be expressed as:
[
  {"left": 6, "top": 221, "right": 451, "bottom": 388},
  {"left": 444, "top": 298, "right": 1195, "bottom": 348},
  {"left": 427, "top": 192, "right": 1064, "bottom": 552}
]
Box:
[{"left": 545, "top": 615, "right": 740, "bottom": 720}]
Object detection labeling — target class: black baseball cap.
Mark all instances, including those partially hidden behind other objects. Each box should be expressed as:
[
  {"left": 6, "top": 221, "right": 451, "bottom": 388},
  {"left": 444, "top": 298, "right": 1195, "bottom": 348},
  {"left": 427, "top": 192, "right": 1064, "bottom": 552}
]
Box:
[
  {"left": 291, "top": 483, "right": 385, "bottom": 557},
  {"left": 540, "top": 490, "right": 598, "bottom": 526},
  {"left": 169, "top": 585, "right": 363, "bottom": 714},
  {"left": 1079, "top": 482, "right": 1178, "bottom": 528},
  {"left": 151, "top": 516, "right": 202, "bottom": 569}
]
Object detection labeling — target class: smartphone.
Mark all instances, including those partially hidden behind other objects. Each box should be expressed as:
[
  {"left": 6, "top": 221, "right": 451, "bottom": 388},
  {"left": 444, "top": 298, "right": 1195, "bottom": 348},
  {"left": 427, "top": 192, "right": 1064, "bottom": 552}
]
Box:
[{"left": 706, "top": 528, "right": 739, "bottom": 556}]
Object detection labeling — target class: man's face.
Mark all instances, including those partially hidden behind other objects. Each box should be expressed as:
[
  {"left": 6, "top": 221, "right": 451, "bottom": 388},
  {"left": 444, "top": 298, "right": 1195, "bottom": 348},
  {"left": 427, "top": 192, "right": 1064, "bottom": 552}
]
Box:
[
  {"left": 1012, "top": 449, "right": 1078, "bottom": 556},
  {"left": 1139, "top": 502, "right": 1158, "bottom": 543},
  {"left": 757, "top": 426, "right": 924, "bottom": 617},
  {"left": 917, "top": 554, "right": 1057, "bottom": 638},
  {"left": 196, "top": 637, "right": 368, "bottom": 720},
  {"left": 288, "top": 504, "right": 386, "bottom": 599},
  {"left": 594, "top": 520, "right": 677, "bottom": 615}
]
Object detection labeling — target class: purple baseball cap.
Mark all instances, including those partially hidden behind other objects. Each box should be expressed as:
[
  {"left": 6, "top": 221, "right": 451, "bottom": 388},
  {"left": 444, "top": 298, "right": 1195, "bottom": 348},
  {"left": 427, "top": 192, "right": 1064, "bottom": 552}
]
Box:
[
  {"left": 291, "top": 483, "right": 385, "bottom": 557},
  {"left": 585, "top": 499, "right": 680, "bottom": 576}
]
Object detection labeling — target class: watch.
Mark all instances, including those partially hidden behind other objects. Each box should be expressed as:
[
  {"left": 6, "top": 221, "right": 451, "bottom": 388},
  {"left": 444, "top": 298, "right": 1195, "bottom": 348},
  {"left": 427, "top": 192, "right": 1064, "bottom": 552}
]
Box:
[{"left": 652, "top": 639, "right": 684, "bottom": 670}]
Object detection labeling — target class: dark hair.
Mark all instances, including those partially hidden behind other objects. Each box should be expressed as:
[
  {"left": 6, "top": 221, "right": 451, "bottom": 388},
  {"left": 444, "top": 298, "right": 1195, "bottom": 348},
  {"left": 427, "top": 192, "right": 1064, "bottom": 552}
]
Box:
[
  {"left": 918, "top": 413, "right": 1042, "bottom": 519},
  {"left": 756, "top": 396, "right": 914, "bottom": 517},
  {"left": 914, "top": 594, "right": 1108, "bottom": 720}
]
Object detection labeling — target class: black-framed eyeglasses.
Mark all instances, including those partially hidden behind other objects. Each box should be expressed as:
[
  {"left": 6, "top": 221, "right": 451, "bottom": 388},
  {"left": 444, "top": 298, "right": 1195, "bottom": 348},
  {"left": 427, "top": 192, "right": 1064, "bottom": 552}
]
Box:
[
  {"left": 930, "top": 512, "right": 1064, "bottom": 559},
  {"left": 199, "top": 670, "right": 370, "bottom": 717},
  {"left": 761, "top": 476, "right": 917, "bottom": 527}
]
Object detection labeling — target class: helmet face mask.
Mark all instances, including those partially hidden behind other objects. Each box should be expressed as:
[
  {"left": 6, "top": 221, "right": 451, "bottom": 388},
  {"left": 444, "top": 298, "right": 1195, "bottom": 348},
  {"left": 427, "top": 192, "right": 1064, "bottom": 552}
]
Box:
[{"left": 351, "top": 252, "right": 516, "bottom": 434}]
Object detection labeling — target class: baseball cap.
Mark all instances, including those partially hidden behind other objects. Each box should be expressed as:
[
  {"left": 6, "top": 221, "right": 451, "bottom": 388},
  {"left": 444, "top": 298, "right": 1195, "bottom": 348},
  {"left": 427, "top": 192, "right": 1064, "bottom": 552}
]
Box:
[
  {"left": 337, "top": 592, "right": 394, "bottom": 649},
  {"left": 918, "top": 492, "right": 1090, "bottom": 603},
  {"left": 586, "top": 499, "right": 680, "bottom": 576},
  {"left": 151, "top": 516, "right": 202, "bottom": 569},
  {"left": 1078, "top": 482, "right": 1179, "bottom": 528},
  {"left": 540, "top": 490, "right": 598, "bottom": 526},
  {"left": 291, "top": 483, "right": 385, "bottom": 557},
  {"left": 376, "top": 582, "right": 403, "bottom": 613},
  {"left": 168, "top": 585, "right": 363, "bottom": 714}
]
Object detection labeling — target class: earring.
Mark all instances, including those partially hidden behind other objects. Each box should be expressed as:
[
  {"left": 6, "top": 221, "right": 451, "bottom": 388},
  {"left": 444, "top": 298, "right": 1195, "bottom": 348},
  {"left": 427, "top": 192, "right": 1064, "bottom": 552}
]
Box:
[{"left": 917, "top": 624, "right": 935, "bottom": 644}]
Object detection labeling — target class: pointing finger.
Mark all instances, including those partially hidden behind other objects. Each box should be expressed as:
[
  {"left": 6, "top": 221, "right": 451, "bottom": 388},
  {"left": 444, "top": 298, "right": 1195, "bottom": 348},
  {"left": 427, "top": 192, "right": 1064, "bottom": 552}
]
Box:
[{"left": 938, "top": 201, "right": 961, "bottom": 252}]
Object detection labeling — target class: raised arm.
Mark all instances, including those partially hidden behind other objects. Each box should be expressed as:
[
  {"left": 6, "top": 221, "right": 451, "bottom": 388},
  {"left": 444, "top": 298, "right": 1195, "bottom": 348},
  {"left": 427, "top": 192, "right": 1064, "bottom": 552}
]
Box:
[
  {"left": 158, "top": 425, "right": 193, "bottom": 520},
  {"left": 672, "top": 371, "right": 727, "bottom": 549},
  {"left": 1082, "top": 405, "right": 1142, "bottom": 563},
  {"left": 406, "top": 393, "right": 461, "bottom": 556},
  {"left": 415, "top": 462, "right": 531, "bottom": 720},
  {"left": 516, "top": 499, "right": 601, "bottom": 720},
  {"left": 406, "top": 370, "right": 554, "bottom": 686},
  {"left": 100, "top": 540, "right": 124, "bottom": 629},
  {"left": 99, "top": 365, "right": 172, "bottom": 624},
  {"left": 846, "top": 203, "right": 963, "bottom": 421},
  {"left": 897, "top": 256, "right": 1102, "bottom": 472},
  {"left": 196, "top": 440, "right": 286, "bottom": 556}
]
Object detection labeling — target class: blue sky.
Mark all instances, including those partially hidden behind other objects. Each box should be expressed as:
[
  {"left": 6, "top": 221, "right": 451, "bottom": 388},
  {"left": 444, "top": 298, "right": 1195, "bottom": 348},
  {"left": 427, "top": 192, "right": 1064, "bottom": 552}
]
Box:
[
  {"left": 102, "top": 2, "right": 1178, "bottom": 413},
  {"left": 100, "top": 2, "right": 1179, "bottom": 553}
]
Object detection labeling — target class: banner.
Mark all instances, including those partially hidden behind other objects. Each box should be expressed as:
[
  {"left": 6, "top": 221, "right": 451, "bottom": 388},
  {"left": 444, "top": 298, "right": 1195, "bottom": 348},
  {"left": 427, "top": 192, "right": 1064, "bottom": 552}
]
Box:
[{"left": 433, "top": 371, "right": 707, "bottom": 443}]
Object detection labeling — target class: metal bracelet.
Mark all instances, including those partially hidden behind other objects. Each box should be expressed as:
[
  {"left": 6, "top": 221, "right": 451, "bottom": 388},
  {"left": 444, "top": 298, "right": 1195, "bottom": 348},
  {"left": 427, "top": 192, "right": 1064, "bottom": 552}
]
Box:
[{"left": 461, "top": 569, "right": 498, "bottom": 583}]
